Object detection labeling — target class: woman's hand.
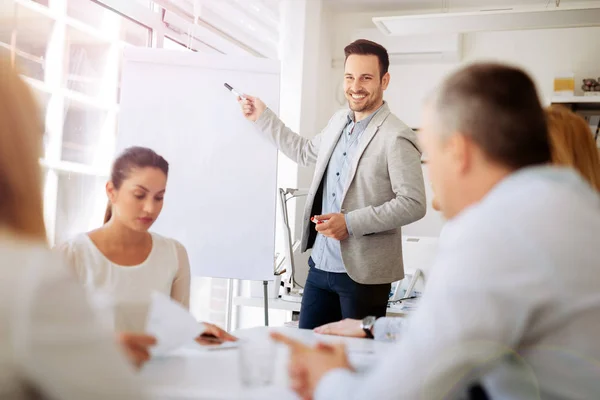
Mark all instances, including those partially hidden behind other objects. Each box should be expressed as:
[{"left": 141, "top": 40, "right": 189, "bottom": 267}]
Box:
[
  {"left": 117, "top": 332, "right": 157, "bottom": 368},
  {"left": 195, "top": 322, "right": 237, "bottom": 346}
]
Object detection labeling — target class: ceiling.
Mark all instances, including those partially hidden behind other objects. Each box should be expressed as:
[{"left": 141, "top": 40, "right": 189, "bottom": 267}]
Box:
[{"left": 323, "top": 0, "right": 598, "bottom": 13}]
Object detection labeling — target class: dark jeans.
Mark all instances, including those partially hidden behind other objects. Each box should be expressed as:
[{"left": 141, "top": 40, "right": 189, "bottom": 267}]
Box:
[{"left": 298, "top": 257, "right": 391, "bottom": 329}]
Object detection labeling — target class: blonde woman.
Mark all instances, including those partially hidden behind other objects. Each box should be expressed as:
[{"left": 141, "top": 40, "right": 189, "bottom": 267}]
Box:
[
  {"left": 546, "top": 105, "right": 600, "bottom": 191},
  {"left": 0, "top": 59, "right": 148, "bottom": 399}
]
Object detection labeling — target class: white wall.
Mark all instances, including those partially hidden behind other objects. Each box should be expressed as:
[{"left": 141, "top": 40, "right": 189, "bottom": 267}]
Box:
[
  {"left": 276, "top": 0, "right": 334, "bottom": 241},
  {"left": 328, "top": 10, "right": 600, "bottom": 237},
  {"left": 402, "top": 164, "right": 445, "bottom": 237},
  {"left": 331, "top": 13, "right": 600, "bottom": 127},
  {"left": 462, "top": 27, "right": 600, "bottom": 102}
]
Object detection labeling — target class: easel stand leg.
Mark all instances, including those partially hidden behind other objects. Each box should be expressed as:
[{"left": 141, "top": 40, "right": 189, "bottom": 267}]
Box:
[{"left": 263, "top": 280, "right": 269, "bottom": 327}]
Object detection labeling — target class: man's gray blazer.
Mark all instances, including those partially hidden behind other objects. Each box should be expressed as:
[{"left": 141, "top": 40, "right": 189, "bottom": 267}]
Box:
[{"left": 254, "top": 102, "right": 426, "bottom": 284}]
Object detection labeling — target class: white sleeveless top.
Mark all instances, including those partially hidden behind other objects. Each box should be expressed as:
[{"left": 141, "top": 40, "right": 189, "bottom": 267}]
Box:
[{"left": 55, "top": 232, "right": 190, "bottom": 333}]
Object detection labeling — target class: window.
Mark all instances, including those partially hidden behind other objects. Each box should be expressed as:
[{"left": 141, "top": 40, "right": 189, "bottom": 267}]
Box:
[
  {"left": 0, "top": 0, "right": 156, "bottom": 259},
  {"left": 12, "top": 3, "right": 55, "bottom": 81},
  {"left": 4, "top": 0, "right": 267, "bottom": 330},
  {"left": 62, "top": 99, "right": 112, "bottom": 165},
  {"left": 164, "top": 36, "right": 192, "bottom": 51},
  {"left": 54, "top": 172, "right": 107, "bottom": 244},
  {"left": 29, "top": 84, "right": 51, "bottom": 150},
  {"left": 66, "top": 0, "right": 150, "bottom": 46},
  {"left": 64, "top": 27, "right": 113, "bottom": 98}
]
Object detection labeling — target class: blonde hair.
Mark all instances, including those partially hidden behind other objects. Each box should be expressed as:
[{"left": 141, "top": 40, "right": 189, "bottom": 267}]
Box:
[
  {"left": 0, "top": 58, "right": 46, "bottom": 240},
  {"left": 546, "top": 105, "right": 600, "bottom": 191}
]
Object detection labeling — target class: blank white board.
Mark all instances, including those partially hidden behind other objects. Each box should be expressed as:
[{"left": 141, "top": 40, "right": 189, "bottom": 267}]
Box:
[{"left": 118, "top": 47, "right": 279, "bottom": 281}]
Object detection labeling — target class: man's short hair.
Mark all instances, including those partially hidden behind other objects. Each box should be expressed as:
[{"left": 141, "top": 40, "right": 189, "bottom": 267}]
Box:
[
  {"left": 344, "top": 39, "right": 389, "bottom": 80},
  {"left": 430, "top": 62, "right": 551, "bottom": 170}
]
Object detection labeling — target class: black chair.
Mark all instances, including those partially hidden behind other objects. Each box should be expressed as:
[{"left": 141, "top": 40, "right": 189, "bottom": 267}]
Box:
[{"left": 467, "top": 383, "right": 490, "bottom": 400}]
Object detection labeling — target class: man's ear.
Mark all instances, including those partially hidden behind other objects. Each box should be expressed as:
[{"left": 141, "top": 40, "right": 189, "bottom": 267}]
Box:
[
  {"left": 381, "top": 72, "right": 390, "bottom": 90},
  {"left": 447, "top": 133, "right": 471, "bottom": 175}
]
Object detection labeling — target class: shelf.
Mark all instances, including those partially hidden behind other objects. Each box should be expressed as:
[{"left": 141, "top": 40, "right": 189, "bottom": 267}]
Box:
[{"left": 551, "top": 95, "right": 600, "bottom": 104}]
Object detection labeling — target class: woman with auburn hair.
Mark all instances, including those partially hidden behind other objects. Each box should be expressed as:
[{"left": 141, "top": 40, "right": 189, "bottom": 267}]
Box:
[
  {"left": 546, "top": 105, "right": 600, "bottom": 191},
  {"left": 0, "top": 59, "right": 148, "bottom": 399}
]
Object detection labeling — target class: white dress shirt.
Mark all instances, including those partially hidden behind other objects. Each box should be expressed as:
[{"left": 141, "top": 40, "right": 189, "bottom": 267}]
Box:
[
  {"left": 0, "top": 232, "right": 147, "bottom": 400},
  {"left": 316, "top": 166, "right": 600, "bottom": 400}
]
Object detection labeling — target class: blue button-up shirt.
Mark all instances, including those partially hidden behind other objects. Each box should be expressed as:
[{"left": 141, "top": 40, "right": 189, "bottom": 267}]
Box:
[{"left": 311, "top": 105, "right": 383, "bottom": 273}]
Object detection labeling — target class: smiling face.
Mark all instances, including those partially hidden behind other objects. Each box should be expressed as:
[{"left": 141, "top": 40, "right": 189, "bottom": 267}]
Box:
[
  {"left": 106, "top": 167, "right": 167, "bottom": 232},
  {"left": 343, "top": 54, "right": 389, "bottom": 119}
]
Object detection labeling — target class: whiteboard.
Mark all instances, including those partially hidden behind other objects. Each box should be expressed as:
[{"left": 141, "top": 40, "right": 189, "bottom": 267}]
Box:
[{"left": 118, "top": 48, "right": 279, "bottom": 281}]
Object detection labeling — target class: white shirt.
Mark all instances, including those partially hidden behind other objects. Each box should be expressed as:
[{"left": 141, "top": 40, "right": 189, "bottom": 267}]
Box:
[
  {"left": 55, "top": 232, "right": 190, "bottom": 332},
  {"left": 0, "top": 233, "right": 147, "bottom": 400},
  {"left": 316, "top": 166, "right": 600, "bottom": 400}
]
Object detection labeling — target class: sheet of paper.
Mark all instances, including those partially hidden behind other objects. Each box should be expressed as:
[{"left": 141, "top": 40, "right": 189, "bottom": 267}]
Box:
[{"left": 145, "top": 291, "right": 206, "bottom": 356}]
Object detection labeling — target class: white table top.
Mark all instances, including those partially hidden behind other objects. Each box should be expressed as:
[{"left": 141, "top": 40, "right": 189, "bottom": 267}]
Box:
[{"left": 141, "top": 326, "right": 394, "bottom": 399}]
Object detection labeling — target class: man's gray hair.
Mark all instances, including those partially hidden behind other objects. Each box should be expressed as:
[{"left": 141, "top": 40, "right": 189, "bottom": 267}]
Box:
[{"left": 427, "top": 62, "right": 551, "bottom": 170}]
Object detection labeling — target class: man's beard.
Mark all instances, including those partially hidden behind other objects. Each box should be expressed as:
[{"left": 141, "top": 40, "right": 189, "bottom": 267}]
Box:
[{"left": 347, "top": 89, "right": 382, "bottom": 113}]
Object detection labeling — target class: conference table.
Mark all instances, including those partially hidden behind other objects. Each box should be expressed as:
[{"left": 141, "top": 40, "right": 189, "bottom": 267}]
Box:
[{"left": 141, "top": 326, "right": 395, "bottom": 399}]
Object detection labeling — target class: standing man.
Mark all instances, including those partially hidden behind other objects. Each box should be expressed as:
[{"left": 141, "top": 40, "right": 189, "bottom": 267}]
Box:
[{"left": 239, "top": 40, "right": 426, "bottom": 329}]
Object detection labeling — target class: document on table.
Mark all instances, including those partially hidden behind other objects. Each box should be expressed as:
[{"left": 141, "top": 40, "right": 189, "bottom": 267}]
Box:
[{"left": 146, "top": 291, "right": 206, "bottom": 356}]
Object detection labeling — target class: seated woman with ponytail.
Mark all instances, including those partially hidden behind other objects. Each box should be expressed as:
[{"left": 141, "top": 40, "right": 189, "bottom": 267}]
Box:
[{"left": 56, "top": 147, "right": 235, "bottom": 342}]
